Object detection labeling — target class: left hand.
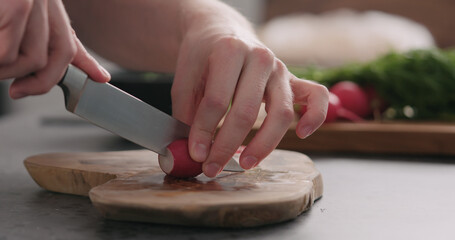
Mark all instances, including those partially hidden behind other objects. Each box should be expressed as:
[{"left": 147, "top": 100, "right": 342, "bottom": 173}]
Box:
[
  {"left": 0, "top": 0, "right": 110, "bottom": 99},
  {"left": 171, "top": 1, "right": 329, "bottom": 177}
]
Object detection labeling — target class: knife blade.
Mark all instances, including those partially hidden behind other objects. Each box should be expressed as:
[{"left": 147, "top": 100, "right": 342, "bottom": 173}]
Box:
[{"left": 58, "top": 65, "right": 244, "bottom": 172}]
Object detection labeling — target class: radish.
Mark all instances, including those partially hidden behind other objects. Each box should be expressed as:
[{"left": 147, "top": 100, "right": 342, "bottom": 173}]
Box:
[
  {"left": 329, "top": 81, "right": 371, "bottom": 117},
  {"left": 158, "top": 138, "right": 203, "bottom": 178},
  {"left": 324, "top": 92, "right": 364, "bottom": 123}
]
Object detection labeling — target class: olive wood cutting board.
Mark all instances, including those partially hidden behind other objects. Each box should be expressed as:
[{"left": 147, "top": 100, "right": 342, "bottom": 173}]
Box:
[
  {"left": 257, "top": 121, "right": 455, "bottom": 156},
  {"left": 247, "top": 106, "right": 455, "bottom": 156},
  {"left": 24, "top": 149, "right": 323, "bottom": 228}
]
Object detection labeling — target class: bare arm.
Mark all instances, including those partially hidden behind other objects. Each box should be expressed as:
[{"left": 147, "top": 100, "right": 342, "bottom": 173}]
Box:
[{"left": 63, "top": 0, "right": 250, "bottom": 72}]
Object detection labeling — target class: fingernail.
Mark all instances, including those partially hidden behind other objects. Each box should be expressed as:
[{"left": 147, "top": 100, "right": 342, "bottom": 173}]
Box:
[
  {"left": 242, "top": 156, "right": 258, "bottom": 169},
  {"left": 192, "top": 143, "right": 208, "bottom": 162},
  {"left": 100, "top": 66, "right": 111, "bottom": 80},
  {"left": 10, "top": 91, "right": 27, "bottom": 99},
  {"left": 204, "top": 162, "right": 222, "bottom": 178},
  {"left": 300, "top": 126, "right": 314, "bottom": 139}
]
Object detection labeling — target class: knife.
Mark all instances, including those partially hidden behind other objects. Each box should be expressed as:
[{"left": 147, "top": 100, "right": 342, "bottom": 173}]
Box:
[{"left": 58, "top": 65, "right": 244, "bottom": 172}]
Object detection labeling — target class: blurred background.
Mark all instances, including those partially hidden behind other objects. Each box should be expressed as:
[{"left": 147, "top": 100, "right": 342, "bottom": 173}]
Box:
[
  {"left": 262, "top": 0, "right": 453, "bottom": 47},
  {"left": 228, "top": 0, "right": 452, "bottom": 67},
  {"left": 224, "top": 0, "right": 454, "bottom": 50},
  {"left": 1, "top": 0, "right": 454, "bottom": 121}
]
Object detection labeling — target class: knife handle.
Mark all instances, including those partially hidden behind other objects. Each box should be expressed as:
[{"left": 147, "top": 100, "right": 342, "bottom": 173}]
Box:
[{"left": 58, "top": 65, "right": 89, "bottom": 112}]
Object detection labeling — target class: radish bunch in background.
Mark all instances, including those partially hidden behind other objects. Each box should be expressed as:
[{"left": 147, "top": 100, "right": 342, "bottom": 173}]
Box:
[
  {"left": 301, "top": 81, "right": 385, "bottom": 123},
  {"left": 324, "top": 91, "right": 365, "bottom": 123},
  {"left": 329, "top": 81, "right": 370, "bottom": 118}
]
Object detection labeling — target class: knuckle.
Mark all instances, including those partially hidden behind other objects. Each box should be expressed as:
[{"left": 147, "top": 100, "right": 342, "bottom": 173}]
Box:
[
  {"left": 212, "top": 36, "right": 246, "bottom": 58},
  {"left": 0, "top": 50, "right": 18, "bottom": 65},
  {"left": 32, "top": 58, "right": 47, "bottom": 71},
  {"left": 260, "top": 141, "right": 277, "bottom": 154},
  {"left": 194, "top": 125, "right": 214, "bottom": 139},
  {"left": 202, "top": 95, "right": 230, "bottom": 113},
  {"left": 315, "top": 83, "right": 329, "bottom": 96},
  {"left": 213, "top": 144, "right": 236, "bottom": 160},
  {"left": 232, "top": 104, "right": 258, "bottom": 127},
  {"left": 251, "top": 47, "right": 274, "bottom": 67},
  {"left": 216, "top": 36, "right": 241, "bottom": 49},
  {"left": 278, "top": 105, "right": 296, "bottom": 124},
  {"left": 27, "top": 54, "right": 47, "bottom": 71},
  {"left": 274, "top": 59, "right": 287, "bottom": 74}
]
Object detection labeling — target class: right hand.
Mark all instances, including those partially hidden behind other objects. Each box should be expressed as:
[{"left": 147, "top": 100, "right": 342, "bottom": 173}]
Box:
[
  {"left": 0, "top": 0, "right": 110, "bottom": 99},
  {"left": 171, "top": 1, "right": 329, "bottom": 177}
]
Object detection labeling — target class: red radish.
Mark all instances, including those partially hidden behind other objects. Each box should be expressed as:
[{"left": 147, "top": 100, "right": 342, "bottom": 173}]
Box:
[
  {"left": 158, "top": 138, "right": 202, "bottom": 178},
  {"left": 300, "top": 92, "right": 364, "bottom": 123},
  {"left": 330, "top": 81, "right": 371, "bottom": 117},
  {"left": 325, "top": 92, "right": 364, "bottom": 123}
]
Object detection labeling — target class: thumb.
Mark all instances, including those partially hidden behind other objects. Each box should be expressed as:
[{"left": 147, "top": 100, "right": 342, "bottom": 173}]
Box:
[{"left": 71, "top": 32, "right": 110, "bottom": 83}]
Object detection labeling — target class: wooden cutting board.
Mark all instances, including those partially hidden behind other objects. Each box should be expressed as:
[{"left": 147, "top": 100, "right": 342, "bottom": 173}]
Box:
[
  {"left": 24, "top": 149, "right": 323, "bottom": 228},
  {"left": 255, "top": 121, "right": 455, "bottom": 156},
  {"left": 248, "top": 106, "right": 455, "bottom": 156}
]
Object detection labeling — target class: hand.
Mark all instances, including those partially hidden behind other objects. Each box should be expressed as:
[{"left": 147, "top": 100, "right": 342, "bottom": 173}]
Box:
[
  {"left": 0, "top": 0, "right": 110, "bottom": 99},
  {"left": 171, "top": 2, "right": 329, "bottom": 177}
]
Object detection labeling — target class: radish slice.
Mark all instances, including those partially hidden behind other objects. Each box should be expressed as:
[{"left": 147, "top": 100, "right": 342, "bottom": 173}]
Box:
[{"left": 158, "top": 139, "right": 203, "bottom": 178}]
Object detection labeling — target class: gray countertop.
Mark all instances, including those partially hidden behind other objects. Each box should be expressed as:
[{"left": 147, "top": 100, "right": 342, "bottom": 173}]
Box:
[{"left": 1, "top": 87, "right": 455, "bottom": 240}]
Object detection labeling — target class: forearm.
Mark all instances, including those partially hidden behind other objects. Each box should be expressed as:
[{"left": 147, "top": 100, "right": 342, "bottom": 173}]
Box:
[{"left": 63, "top": 0, "right": 253, "bottom": 72}]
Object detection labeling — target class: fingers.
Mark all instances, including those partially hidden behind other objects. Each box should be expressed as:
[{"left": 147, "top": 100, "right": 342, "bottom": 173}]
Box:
[
  {"left": 8, "top": 0, "right": 110, "bottom": 99},
  {"left": 187, "top": 38, "right": 246, "bottom": 164},
  {"left": 237, "top": 60, "right": 295, "bottom": 170},
  {"left": 171, "top": 40, "right": 207, "bottom": 125},
  {"left": 72, "top": 32, "right": 111, "bottom": 83},
  {"left": 0, "top": 0, "right": 48, "bottom": 80},
  {"left": 200, "top": 47, "right": 274, "bottom": 177},
  {"left": 0, "top": 0, "right": 32, "bottom": 65},
  {"left": 174, "top": 33, "right": 328, "bottom": 178},
  {"left": 291, "top": 77, "right": 329, "bottom": 139},
  {"left": 200, "top": 60, "right": 327, "bottom": 176},
  {"left": 10, "top": 0, "right": 76, "bottom": 99}
]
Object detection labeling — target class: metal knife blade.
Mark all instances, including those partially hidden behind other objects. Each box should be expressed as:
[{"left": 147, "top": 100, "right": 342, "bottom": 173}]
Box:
[{"left": 59, "top": 65, "right": 244, "bottom": 172}]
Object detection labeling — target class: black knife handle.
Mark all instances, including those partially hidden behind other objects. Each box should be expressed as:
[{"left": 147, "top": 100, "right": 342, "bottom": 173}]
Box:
[{"left": 58, "top": 65, "right": 89, "bottom": 112}]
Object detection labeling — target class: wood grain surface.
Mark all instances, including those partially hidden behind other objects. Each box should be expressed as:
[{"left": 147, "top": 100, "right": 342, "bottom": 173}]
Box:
[
  {"left": 249, "top": 120, "right": 455, "bottom": 156},
  {"left": 24, "top": 149, "right": 323, "bottom": 228},
  {"left": 247, "top": 105, "right": 455, "bottom": 156}
]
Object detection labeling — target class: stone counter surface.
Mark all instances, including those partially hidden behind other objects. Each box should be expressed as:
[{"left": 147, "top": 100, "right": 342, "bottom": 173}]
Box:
[{"left": 1, "top": 88, "right": 455, "bottom": 240}]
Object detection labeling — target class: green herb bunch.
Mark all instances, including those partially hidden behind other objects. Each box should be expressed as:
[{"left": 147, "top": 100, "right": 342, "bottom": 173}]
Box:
[{"left": 290, "top": 49, "right": 455, "bottom": 121}]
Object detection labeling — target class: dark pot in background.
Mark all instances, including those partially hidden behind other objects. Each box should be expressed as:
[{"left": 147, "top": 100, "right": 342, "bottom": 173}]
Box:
[
  {"left": 0, "top": 71, "right": 173, "bottom": 118},
  {"left": 0, "top": 82, "right": 11, "bottom": 116},
  {"left": 110, "top": 71, "right": 174, "bottom": 116}
]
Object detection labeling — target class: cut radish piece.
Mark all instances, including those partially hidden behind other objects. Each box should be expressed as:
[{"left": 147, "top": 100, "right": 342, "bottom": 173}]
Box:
[{"left": 158, "top": 138, "right": 203, "bottom": 178}]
